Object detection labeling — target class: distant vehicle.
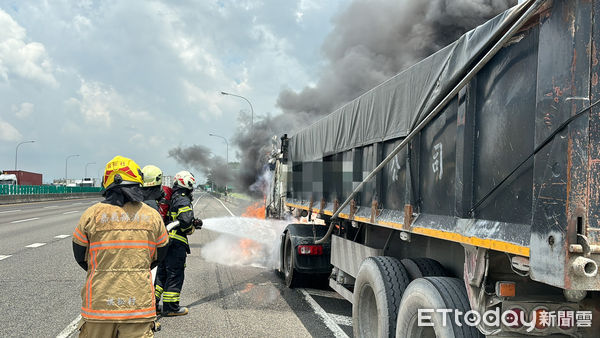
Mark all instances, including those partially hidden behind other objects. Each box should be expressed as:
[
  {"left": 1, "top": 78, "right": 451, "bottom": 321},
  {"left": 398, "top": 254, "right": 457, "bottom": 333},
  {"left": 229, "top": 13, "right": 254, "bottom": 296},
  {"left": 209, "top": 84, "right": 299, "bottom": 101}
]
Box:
[
  {"left": 0, "top": 174, "right": 17, "bottom": 185},
  {"left": 78, "top": 178, "right": 95, "bottom": 187},
  {"left": 1, "top": 170, "right": 42, "bottom": 185}
]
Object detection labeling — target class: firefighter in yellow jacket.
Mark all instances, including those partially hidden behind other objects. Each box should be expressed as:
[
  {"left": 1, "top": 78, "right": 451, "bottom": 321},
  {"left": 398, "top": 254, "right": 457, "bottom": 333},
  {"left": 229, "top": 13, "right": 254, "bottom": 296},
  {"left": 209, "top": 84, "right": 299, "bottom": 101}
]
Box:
[{"left": 72, "top": 156, "right": 169, "bottom": 337}]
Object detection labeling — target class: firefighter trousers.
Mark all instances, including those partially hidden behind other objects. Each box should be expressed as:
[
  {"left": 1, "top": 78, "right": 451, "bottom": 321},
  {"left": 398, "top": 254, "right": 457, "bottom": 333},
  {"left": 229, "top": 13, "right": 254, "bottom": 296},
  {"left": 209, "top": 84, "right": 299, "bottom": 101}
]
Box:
[
  {"left": 78, "top": 320, "right": 154, "bottom": 338},
  {"left": 154, "top": 240, "right": 187, "bottom": 313}
]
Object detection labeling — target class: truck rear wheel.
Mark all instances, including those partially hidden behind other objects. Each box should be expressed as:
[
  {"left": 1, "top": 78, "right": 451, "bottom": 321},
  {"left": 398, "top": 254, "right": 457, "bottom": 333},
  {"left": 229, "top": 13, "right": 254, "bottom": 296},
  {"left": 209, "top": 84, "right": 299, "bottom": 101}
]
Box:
[
  {"left": 395, "top": 277, "right": 482, "bottom": 338},
  {"left": 400, "top": 258, "right": 447, "bottom": 280},
  {"left": 353, "top": 256, "right": 410, "bottom": 338},
  {"left": 283, "top": 232, "right": 303, "bottom": 288}
]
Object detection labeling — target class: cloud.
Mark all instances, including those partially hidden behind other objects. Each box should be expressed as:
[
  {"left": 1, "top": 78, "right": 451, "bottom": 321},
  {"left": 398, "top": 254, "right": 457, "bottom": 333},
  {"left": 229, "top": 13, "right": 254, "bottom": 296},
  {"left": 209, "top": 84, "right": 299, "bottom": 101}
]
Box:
[
  {"left": 0, "top": 9, "right": 57, "bottom": 87},
  {"left": 146, "top": 1, "right": 225, "bottom": 80},
  {"left": 129, "top": 133, "right": 164, "bottom": 147},
  {"left": 295, "top": 0, "right": 321, "bottom": 22},
  {"left": 71, "top": 14, "right": 93, "bottom": 34},
  {"left": 68, "top": 79, "right": 151, "bottom": 127},
  {"left": 12, "top": 102, "right": 34, "bottom": 118},
  {"left": 182, "top": 80, "right": 225, "bottom": 119},
  {"left": 0, "top": 119, "right": 22, "bottom": 141}
]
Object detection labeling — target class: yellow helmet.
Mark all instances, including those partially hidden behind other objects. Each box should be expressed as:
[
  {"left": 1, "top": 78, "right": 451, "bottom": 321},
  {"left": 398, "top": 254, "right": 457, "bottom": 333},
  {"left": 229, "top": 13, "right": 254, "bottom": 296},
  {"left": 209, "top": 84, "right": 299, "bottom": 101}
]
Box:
[
  {"left": 102, "top": 155, "right": 143, "bottom": 189},
  {"left": 142, "top": 165, "right": 163, "bottom": 187}
]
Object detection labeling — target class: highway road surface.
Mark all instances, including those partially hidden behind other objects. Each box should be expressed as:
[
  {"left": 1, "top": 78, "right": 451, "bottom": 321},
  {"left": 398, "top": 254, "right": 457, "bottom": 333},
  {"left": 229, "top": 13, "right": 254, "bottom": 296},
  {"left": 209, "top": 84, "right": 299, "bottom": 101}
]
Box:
[{"left": 0, "top": 193, "right": 353, "bottom": 337}]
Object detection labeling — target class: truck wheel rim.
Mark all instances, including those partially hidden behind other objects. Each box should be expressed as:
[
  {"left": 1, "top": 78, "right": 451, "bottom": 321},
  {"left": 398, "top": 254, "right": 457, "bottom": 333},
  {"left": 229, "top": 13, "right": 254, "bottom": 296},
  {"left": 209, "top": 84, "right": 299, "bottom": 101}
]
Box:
[
  {"left": 406, "top": 314, "right": 435, "bottom": 338},
  {"left": 358, "top": 284, "right": 378, "bottom": 336}
]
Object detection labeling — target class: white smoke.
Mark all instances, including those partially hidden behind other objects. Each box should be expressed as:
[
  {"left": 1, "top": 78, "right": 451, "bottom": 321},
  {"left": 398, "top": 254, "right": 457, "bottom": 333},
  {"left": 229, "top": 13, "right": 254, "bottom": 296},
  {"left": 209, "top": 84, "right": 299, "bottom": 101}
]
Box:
[
  {"left": 200, "top": 217, "right": 287, "bottom": 269},
  {"left": 250, "top": 167, "right": 273, "bottom": 195}
]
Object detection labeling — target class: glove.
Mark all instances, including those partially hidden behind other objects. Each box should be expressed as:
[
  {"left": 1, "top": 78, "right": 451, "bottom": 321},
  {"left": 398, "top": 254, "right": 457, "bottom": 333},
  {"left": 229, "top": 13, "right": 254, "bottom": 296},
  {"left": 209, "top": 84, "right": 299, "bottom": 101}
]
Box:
[{"left": 193, "top": 218, "right": 203, "bottom": 229}]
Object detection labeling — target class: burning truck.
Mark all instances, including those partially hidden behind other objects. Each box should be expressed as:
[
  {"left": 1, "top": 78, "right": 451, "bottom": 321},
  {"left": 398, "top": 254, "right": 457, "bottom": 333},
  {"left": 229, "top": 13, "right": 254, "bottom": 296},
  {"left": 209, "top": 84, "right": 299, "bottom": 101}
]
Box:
[{"left": 265, "top": 0, "right": 600, "bottom": 337}]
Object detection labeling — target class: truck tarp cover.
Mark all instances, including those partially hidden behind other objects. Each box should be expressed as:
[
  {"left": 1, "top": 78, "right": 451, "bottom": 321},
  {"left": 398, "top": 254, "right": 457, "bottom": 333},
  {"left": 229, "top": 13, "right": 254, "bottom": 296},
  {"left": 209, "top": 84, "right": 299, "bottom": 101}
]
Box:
[{"left": 290, "top": 5, "right": 524, "bottom": 161}]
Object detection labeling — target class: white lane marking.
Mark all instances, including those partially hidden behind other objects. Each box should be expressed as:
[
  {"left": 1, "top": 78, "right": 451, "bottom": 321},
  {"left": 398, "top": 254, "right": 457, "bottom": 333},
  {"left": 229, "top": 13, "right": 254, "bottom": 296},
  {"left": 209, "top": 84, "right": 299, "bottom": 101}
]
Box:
[
  {"left": 56, "top": 314, "right": 81, "bottom": 338},
  {"left": 25, "top": 242, "right": 46, "bottom": 248},
  {"left": 63, "top": 210, "right": 80, "bottom": 215},
  {"left": 299, "top": 288, "right": 349, "bottom": 338},
  {"left": 329, "top": 314, "right": 353, "bottom": 326},
  {"left": 0, "top": 255, "right": 12, "bottom": 261},
  {"left": 211, "top": 196, "right": 234, "bottom": 216},
  {"left": 71, "top": 202, "right": 82, "bottom": 205},
  {"left": 305, "top": 288, "right": 345, "bottom": 300},
  {"left": 55, "top": 235, "right": 70, "bottom": 239},
  {"left": 0, "top": 209, "right": 20, "bottom": 214},
  {"left": 10, "top": 217, "right": 40, "bottom": 223},
  {"left": 44, "top": 205, "right": 60, "bottom": 209}
]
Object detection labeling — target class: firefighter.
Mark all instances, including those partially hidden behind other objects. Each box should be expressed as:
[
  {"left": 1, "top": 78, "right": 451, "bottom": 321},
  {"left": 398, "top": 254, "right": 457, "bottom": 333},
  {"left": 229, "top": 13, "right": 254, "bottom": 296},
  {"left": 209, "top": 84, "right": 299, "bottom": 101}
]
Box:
[
  {"left": 140, "top": 164, "right": 169, "bottom": 329},
  {"left": 140, "top": 164, "right": 172, "bottom": 224},
  {"left": 154, "top": 170, "right": 202, "bottom": 316},
  {"left": 141, "top": 165, "right": 165, "bottom": 211},
  {"left": 72, "top": 155, "right": 169, "bottom": 337}
]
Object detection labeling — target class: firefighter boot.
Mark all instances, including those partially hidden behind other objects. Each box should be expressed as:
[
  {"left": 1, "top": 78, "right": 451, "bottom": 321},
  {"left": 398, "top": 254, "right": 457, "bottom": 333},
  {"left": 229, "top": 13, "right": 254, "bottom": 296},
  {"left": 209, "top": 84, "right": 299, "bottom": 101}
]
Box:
[
  {"left": 153, "top": 321, "right": 161, "bottom": 332},
  {"left": 163, "top": 306, "right": 189, "bottom": 317}
]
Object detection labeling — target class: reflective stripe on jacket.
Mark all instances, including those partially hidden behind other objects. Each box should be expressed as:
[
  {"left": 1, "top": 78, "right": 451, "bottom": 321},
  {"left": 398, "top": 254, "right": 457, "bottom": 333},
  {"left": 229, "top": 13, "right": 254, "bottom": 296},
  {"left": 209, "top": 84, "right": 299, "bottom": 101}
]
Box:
[{"left": 72, "top": 202, "right": 168, "bottom": 323}]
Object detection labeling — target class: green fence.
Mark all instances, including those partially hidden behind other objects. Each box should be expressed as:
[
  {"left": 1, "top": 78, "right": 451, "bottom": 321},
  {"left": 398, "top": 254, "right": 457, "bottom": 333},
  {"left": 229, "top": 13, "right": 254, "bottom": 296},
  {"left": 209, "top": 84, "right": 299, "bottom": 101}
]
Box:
[{"left": 0, "top": 185, "right": 103, "bottom": 195}]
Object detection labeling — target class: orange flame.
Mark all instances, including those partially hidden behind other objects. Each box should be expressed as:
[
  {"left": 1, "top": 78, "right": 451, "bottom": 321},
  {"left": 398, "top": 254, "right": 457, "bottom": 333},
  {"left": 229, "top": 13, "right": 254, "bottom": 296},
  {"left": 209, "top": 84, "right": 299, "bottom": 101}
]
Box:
[
  {"left": 242, "top": 201, "right": 266, "bottom": 219},
  {"left": 239, "top": 238, "right": 261, "bottom": 257}
]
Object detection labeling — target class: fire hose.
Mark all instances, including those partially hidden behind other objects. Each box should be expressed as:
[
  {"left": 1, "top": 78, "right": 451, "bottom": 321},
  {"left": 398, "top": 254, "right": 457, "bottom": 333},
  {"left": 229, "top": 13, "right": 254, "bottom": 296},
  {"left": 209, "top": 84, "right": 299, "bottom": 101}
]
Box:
[
  {"left": 166, "top": 221, "right": 179, "bottom": 231},
  {"left": 166, "top": 219, "right": 203, "bottom": 231}
]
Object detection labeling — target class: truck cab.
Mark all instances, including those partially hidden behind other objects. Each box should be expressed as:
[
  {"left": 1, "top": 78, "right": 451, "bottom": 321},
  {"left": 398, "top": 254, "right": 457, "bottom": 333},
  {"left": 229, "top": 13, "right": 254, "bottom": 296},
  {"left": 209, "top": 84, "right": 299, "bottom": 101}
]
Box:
[{"left": 0, "top": 174, "right": 18, "bottom": 185}]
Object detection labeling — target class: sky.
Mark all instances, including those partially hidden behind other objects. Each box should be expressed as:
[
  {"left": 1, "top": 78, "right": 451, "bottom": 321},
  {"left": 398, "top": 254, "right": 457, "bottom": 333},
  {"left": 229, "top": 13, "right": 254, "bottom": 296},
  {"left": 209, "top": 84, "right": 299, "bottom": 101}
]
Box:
[
  {"left": 0, "top": 0, "right": 350, "bottom": 183},
  {"left": 0, "top": 0, "right": 516, "bottom": 189}
]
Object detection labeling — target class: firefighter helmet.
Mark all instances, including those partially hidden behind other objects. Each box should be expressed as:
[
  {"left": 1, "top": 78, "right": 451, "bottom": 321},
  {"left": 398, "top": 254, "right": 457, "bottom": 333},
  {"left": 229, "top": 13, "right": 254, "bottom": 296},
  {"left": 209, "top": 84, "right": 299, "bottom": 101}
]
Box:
[
  {"left": 173, "top": 170, "right": 196, "bottom": 190},
  {"left": 102, "top": 155, "right": 144, "bottom": 189},
  {"left": 141, "top": 165, "right": 163, "bottom": 187}
]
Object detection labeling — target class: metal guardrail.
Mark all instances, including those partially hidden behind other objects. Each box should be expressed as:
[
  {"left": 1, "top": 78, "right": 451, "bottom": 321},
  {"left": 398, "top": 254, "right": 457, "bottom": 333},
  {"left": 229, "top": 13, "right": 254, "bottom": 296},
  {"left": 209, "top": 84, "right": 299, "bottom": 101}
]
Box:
[{"left": 0, "top": 185, "right": 103, "bottom": 195}]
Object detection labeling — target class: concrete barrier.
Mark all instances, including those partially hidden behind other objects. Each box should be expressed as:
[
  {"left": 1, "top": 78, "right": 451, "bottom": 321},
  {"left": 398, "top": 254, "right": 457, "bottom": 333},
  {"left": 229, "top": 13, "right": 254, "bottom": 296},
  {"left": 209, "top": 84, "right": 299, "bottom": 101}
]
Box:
[{"left": 0, "top": 192, "right": 102, "bottom": 205}]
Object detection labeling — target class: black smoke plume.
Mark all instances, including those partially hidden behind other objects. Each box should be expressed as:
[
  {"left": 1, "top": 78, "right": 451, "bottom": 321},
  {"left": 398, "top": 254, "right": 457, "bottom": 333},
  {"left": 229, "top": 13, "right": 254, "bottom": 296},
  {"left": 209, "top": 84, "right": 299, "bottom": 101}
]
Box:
[
  {"left": 171, "top": 0, "right": 517, "bottom": 193},
  {"left": 277, "top": 0, "right": 517, "bottom": 116},
  {"left": 168, "top": 145, "right": 232, "bottom": 189}
]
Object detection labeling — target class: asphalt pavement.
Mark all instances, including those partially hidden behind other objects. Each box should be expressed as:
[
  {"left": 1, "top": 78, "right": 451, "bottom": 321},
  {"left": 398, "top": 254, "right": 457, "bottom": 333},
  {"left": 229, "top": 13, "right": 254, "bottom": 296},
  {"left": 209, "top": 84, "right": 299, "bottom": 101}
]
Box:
[{"left": 0, "top": 193, "right": 353, "bottom": 337}]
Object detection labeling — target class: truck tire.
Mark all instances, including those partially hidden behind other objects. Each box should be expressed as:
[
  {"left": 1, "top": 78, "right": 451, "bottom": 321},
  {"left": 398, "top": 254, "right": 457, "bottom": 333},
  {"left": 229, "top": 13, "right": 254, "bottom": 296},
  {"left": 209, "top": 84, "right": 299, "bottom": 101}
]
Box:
[
  {"left": 278, "top": 234, "right": 286, "bottom": 277},
  {"left": 401, "top": 258, "right": 447, "bottom": 280},
  {"left": 283, "top": 232, "right": 303, "bottom": 288},
  {"left": 395, "top": 277, "right": 483, "bottom": 338},
  {"left": 353, "top": 256, "right": 410, "bottom": 338}
]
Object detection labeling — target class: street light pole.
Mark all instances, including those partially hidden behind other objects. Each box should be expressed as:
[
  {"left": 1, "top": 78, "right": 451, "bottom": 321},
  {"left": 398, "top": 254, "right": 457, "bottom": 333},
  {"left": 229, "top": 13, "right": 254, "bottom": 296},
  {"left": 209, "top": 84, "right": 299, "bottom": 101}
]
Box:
[
  {"left": 209, "top": 133, "right": 229, "bottom": 165},
  {"left": 209, "top": 133, "right": 229, "bottom": 193},
  {"left": 85, "top": 162, "right": 96, "bottom": 177},
  {"left": 220, "top": 91, "right": 254, "bottom": 126},
  {"left": 65, "top": 154, "right": 80, "bottom": 183},
  {"left": 15, "top": 140, "right": 35, "bottom": 170}
]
